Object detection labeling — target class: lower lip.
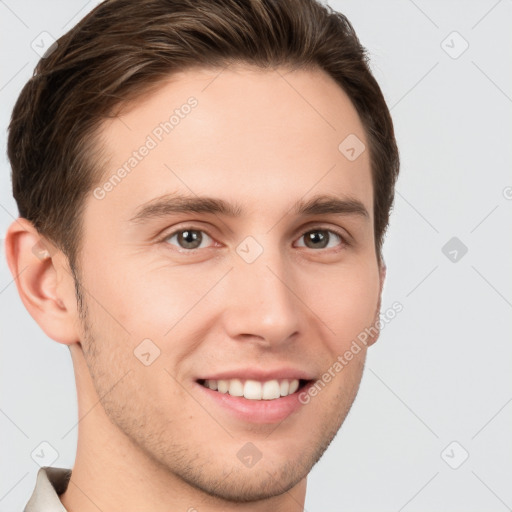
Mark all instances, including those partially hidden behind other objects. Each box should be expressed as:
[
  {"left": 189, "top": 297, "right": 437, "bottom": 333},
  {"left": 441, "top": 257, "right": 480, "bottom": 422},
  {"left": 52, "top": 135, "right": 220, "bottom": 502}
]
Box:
[{"left": 195, "top": 381, "right": 314, "bottom": 424}]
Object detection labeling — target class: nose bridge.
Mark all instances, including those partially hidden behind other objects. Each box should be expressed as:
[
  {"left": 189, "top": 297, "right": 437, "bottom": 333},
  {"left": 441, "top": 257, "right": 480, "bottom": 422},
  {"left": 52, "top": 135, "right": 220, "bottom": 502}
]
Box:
[{"left": 224, "top": 236, "right": 300, "bottom": 344}]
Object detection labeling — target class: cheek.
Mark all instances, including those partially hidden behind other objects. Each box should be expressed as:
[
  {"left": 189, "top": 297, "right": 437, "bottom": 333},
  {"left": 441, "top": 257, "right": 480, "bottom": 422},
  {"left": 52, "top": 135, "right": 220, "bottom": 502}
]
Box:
[
  {"left": 305, "top": 259, "right": 380, "bottom": 347},
  {"left": 83, "top": 252, "right": 209, "bottom": 334},
  {"left": 80, "top": 255, "right": 231, "bottom": 378}
]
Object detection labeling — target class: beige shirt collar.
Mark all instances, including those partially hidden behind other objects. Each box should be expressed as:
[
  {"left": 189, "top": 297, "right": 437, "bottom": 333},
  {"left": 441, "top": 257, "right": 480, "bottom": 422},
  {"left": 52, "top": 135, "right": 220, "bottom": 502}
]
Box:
[{"left": 24, "top": 466, "right": 71, "bottom": 512}]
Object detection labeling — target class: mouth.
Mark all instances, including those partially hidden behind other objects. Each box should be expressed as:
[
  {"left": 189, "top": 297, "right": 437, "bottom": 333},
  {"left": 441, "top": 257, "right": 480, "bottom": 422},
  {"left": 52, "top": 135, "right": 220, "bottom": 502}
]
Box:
[
  {"left": 196, "top": 377, "right": 314, "bottom": 424},
  {"left": 194, "top": 367, "right": 316, "bottom": 424},
  {"left": 197, "top": 378, "right": 311, "bottom": 400}
]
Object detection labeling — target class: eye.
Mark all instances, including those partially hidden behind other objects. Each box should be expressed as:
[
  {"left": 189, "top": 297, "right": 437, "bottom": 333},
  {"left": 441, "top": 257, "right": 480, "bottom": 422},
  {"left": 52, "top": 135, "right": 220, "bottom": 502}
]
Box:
[
  {"left": 295, "top": 228, "right": 346, "bottom": 250},
  {"left": 164, "top": 228, "right": 214, "bottom": 251},
  {"left": 160, "top": 226, "right": 347, "bottom": 253}
]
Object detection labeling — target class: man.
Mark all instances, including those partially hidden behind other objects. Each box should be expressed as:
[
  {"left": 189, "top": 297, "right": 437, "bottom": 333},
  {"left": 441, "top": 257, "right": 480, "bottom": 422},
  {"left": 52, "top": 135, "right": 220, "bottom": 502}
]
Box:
[{"left": 5, "top": 0, "right": 399, "bottom": 510}]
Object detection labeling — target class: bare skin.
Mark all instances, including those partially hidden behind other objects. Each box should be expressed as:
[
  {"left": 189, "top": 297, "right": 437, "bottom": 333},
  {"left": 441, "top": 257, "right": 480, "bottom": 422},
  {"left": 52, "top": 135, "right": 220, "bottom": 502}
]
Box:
[{"left": 6, "top": 64, "right": 385, "bottom": 512}]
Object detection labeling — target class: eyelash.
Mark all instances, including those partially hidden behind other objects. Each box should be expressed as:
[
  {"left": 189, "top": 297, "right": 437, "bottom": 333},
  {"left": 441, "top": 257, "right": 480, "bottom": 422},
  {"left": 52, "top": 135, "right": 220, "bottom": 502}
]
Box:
[{"left": 159, "top": 225, "right": 349, "bottom": 253}]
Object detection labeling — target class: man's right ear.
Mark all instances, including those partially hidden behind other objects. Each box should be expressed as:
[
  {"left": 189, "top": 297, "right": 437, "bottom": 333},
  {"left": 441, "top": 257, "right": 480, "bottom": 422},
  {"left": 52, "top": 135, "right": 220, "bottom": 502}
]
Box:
[{"left": 4, "top": 218, "right": 80, "bottom": 346}]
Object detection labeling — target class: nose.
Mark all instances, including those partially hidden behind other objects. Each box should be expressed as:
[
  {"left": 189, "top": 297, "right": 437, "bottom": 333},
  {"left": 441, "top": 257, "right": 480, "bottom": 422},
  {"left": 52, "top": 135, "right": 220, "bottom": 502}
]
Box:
[{"left": 221, "top": 243, "right": 301, "bottom": 348}]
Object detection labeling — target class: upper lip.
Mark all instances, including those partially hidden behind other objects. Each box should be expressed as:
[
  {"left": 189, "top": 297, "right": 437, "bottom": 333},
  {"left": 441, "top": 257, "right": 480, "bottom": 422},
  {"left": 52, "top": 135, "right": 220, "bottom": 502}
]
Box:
[{"left": 197, "top": 367, "right": 315, "bottom": 382}]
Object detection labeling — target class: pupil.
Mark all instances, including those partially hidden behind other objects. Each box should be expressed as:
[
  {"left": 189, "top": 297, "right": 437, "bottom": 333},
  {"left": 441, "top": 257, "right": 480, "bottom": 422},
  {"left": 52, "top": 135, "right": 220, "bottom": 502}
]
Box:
[
  {"left": 306, "top": 230, "right": 328, "bottom": 249},
  {"left": 179, "top": 230, "right": 201, "bottom": 249}
]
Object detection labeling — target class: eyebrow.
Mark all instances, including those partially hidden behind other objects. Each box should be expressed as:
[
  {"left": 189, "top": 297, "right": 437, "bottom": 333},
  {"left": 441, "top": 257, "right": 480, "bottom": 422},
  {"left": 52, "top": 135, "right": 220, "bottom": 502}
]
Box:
[{"left": 128, "top": 192, "right": 369, "bottom": 224}]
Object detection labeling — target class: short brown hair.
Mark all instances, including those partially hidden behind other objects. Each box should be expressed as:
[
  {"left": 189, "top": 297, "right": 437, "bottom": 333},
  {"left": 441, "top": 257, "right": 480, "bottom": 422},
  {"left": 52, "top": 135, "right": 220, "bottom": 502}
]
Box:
[{"left": 8, "top": 0, "right": 399, "bottom": 270}]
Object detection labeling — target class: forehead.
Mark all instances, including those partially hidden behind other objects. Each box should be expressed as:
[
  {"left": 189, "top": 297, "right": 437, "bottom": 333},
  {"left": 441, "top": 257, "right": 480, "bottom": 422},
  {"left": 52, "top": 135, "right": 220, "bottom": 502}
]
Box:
[{"left": 89, "top": 64, "right": 373, "bottom": 228}]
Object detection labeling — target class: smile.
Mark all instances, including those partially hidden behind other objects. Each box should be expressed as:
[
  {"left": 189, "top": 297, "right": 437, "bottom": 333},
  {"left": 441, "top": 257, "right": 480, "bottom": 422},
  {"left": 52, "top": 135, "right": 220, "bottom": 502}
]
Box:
[{"left": 198, "top": 378, "right": 308, "bottom": 400}]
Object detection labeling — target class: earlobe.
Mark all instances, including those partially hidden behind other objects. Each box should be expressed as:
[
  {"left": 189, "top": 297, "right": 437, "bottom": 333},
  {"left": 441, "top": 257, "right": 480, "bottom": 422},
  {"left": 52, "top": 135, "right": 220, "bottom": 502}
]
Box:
[{"left": 4, "top": 218, "right": 80, "bottom": 346}]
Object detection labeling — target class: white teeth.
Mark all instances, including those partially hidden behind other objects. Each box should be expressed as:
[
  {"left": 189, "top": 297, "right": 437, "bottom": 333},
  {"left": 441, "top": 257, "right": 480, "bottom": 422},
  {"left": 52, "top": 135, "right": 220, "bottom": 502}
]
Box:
[
  {"left": 244, "top": 380, "right": 262, "bottom": 400},
  {"left": 289, "top": 379, "right": 299, "bottom": 394},
  {"left": 206, "top": 379, "right": 218, "bottom": 391},
  {"left": 202, "top": 378, "right": 301, "bottom": 400},
  {"left": 262, "top": 380, "right": 281, "bottom": 399},
  {"left": 228, "top": 379, "right": 244, "bottom": 397},
  {"left": 217, "top": 379, "right": 229, "bottom": 393}
]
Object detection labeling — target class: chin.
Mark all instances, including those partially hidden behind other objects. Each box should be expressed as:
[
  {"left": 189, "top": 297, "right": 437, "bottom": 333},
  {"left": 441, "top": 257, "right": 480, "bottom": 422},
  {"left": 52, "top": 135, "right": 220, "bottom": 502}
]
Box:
[{"left": 178, "top": 459, "right": 309, "bottom": 503}]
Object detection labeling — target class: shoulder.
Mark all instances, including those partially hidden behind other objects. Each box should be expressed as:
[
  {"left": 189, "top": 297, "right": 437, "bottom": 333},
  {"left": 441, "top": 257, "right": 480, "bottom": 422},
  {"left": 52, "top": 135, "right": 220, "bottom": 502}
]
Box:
[{"left": 24, "top": 466, "right": 72, "bottom": 512}]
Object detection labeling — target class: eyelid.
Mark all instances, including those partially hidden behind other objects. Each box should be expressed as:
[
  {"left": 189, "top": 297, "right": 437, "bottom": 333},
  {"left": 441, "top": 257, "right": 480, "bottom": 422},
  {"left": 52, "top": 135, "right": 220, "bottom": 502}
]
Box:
[
  {"left": 159, "top": 223, "right": 350, "bottom": 252},
  {"left": 298, "top": 222, "right": 351, "bottom": 242},
  {"left": 293, "top": 225, "right": 350, "bottom": 250},
  {"left": 161, "top": 225, "right": 218, "bottom": 251}
]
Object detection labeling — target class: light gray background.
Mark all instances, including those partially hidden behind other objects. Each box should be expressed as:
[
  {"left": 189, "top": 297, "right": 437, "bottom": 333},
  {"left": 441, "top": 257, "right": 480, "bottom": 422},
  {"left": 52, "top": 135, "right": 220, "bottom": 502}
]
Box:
[{"left": 1, "top": 1, "right": 511, "bottom": 511}]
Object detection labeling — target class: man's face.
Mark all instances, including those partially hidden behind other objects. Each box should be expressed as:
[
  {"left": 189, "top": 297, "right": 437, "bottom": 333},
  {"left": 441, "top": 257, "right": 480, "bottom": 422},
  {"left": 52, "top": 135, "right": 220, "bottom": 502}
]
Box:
[{"left": 74, "top": 65, "right": 382, "bottom": 500}]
